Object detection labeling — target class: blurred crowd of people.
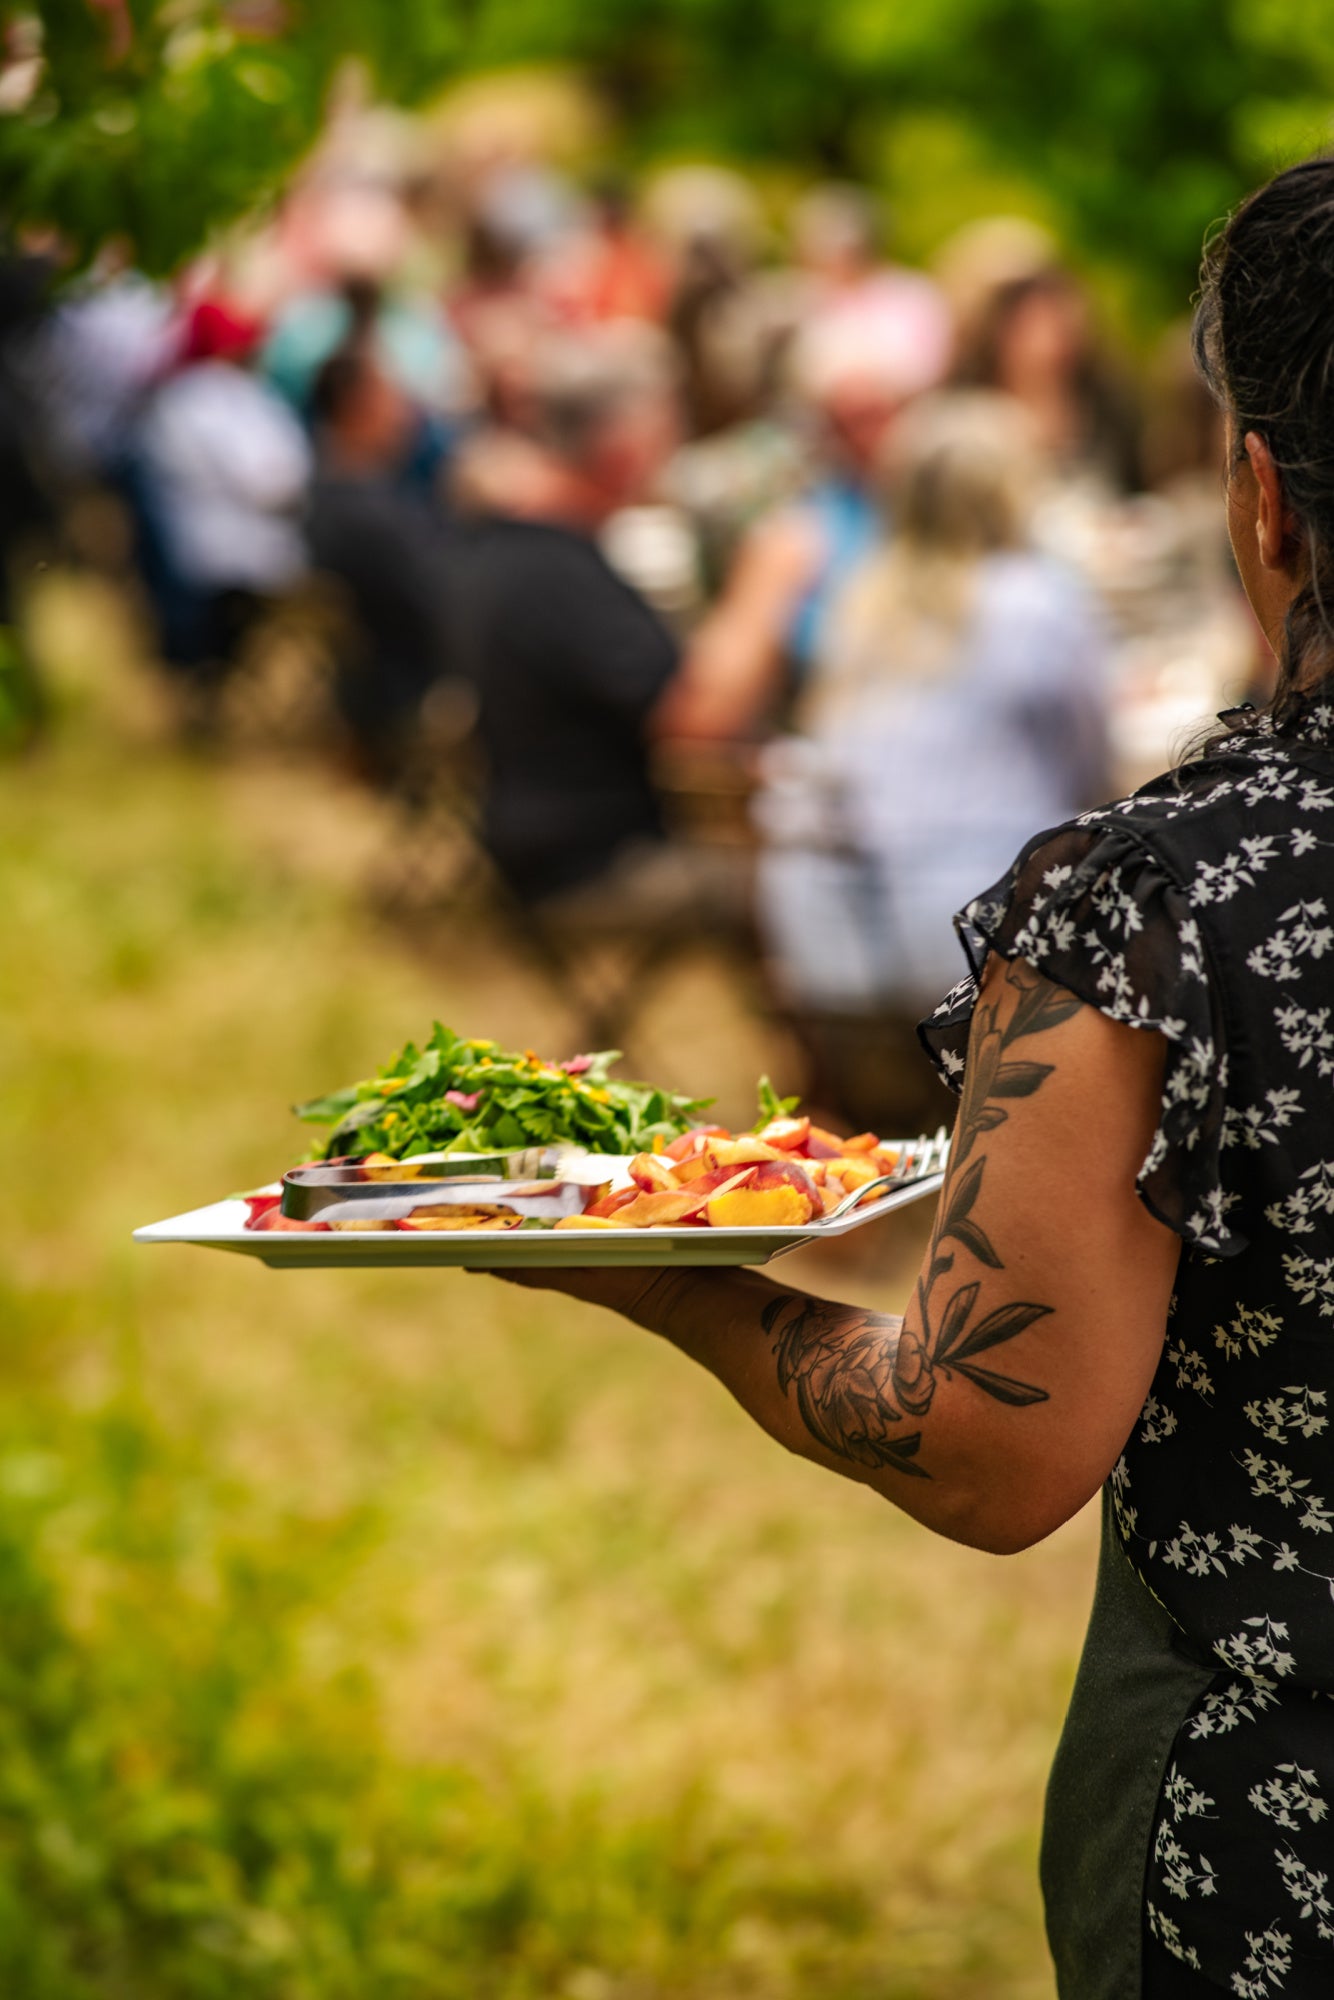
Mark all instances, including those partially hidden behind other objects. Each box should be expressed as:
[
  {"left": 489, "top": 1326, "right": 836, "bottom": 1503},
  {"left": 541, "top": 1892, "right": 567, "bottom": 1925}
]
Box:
[{"left": 0, "top": 103, "right": 1266, "bottom": 1128}]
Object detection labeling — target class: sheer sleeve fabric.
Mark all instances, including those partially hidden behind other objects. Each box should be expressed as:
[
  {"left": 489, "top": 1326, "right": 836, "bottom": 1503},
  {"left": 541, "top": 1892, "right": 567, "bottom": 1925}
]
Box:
[{"left": 919, "top": 822, "right": 1242, "bottom": 1255}]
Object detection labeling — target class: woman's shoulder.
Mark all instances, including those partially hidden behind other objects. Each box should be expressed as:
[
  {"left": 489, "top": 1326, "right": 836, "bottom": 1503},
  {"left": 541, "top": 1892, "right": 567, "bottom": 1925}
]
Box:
[{"left": 1079, "top": 719, "right": 1334, "bottom": 865}]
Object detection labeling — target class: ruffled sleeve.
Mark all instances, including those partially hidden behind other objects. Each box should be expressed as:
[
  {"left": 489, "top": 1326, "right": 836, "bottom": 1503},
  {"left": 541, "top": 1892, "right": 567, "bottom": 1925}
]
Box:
[{"left": 919, "top": 821, "right": 1243, "bottom": 1255}]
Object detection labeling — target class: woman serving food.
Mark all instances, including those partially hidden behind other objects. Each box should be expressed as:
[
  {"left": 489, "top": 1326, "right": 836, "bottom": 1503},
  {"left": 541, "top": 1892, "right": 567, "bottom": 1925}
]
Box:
[{"left": 504, "top": 160, "right": 1334, "bottom": 1999}]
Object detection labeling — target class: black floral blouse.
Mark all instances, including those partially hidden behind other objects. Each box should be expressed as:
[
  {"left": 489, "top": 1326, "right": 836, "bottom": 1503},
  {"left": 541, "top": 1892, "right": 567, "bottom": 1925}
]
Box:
[{"left": 922, "top": 696, "right": 1334, "bottom": 1997}]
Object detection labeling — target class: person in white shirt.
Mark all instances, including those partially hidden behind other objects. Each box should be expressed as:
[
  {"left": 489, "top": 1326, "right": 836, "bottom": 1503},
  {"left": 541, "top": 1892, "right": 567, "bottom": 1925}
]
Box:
[{"left": 133, "top": 299, "right": 311, "bottom": 676}]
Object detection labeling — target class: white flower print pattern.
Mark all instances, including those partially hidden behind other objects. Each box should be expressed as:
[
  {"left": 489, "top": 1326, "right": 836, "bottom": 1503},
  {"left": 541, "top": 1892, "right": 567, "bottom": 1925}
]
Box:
[
  {"left": 1274, "top": 1001, "right": 1334, "bottom": 1079},
  {"left": 921, "top": 713, "right": 1334, "bottom": 1994}
]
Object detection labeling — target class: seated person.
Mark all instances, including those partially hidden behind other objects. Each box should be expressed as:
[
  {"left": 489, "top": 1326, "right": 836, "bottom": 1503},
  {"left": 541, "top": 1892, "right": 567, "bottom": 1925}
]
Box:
[
  {"left": 307, "top": 340, "right": 455, "bottom": 782},
  {"left": 755, "top": 391, "right": 1110, "bottom": 1130},
  {"left": 130, "top": 300, "right": 311, "bottom": 681},
  {"left": 658, "top": 309, "right": 951, "bottom": 742},
  {"left": 447, "top": 327, "right": 686, "bottom": 911}
]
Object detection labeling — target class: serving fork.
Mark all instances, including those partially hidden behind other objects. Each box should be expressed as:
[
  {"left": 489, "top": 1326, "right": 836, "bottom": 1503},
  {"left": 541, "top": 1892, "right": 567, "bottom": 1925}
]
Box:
[{"left": 822, "top": 1125, "right": 952, "bottom": 1223}]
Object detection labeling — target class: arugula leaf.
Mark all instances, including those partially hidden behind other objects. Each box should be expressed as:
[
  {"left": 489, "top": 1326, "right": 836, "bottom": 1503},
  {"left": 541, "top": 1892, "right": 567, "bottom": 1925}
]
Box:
[
  {"left": 295, "top": 1027, "right": 713, "bottom": 1161},
  {"left": 754, "top": 1074, "right": 801, "bottom": 1128}
]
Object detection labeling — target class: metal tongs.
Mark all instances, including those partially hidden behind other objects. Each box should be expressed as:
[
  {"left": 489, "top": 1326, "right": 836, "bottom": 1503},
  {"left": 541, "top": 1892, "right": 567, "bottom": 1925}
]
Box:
[{"left": 280, "top": 1146, "right": 611, "bottom": 1226}]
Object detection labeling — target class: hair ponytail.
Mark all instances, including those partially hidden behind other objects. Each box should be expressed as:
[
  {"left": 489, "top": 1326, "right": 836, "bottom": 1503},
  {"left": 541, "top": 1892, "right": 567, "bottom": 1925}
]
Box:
[{"left": 1193, "top": 155, "right": 1334, "bottom": 732}]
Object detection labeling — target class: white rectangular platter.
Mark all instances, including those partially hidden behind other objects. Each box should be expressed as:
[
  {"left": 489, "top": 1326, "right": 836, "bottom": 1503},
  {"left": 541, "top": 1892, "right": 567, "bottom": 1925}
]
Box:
[{"left": 134, "top": 1171, "right": 945, "bottom": 1270}]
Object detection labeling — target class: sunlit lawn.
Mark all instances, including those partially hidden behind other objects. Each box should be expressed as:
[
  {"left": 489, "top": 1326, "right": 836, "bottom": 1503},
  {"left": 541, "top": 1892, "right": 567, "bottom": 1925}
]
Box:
[{"left": 0, "top": 576, "right": 1095, "bottom": 1998}]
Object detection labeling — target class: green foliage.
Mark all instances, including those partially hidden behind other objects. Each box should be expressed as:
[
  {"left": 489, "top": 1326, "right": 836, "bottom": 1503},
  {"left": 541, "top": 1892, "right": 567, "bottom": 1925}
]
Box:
[
  {"left": 754, "top": 1073, "right": 799, "bottom": 1128},
  {"left": 0, "top": 1339, "right": 809, "bottom": 2000},
  {"left": 0, "top": 2, "right": 466, "bottom": 274},
  {"left": 0, "top": 624, "right": 45, "bottom": 750},
  {"left": 10, "top": 0, "right": 1334, "bottom": 314},
  {"left": 0, "top": 577, "right": 1084, "bottom": 1998},
  {"left": 457, "top": 0, "right": 1334, "bottom": 317}
]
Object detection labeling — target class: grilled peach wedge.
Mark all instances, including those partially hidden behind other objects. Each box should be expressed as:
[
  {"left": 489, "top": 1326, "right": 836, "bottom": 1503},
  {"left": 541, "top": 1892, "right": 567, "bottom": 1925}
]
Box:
[{"left": 704, "top": 1158, "right": 822, "bottom": 1228}]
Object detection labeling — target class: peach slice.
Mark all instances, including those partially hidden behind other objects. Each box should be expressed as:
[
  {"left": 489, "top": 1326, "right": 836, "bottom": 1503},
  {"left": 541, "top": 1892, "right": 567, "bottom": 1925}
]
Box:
[
  {"left": 671, "top": 1150, "right": 720, "bottom": 1184},
  {"left": 583, "top": 1185, "right": 642, "bottom": 1220},
  {"left": 706, "top": 1183, "right": 817, "bottom": 1229},
  {"left": 604, "top": 1189, "right": 706, "bottom": 1227},
  {"left": 663, "top": 1125, "right": 730, "bottom": 1162},
  {"left": 397, "top": 1207, "right": 520, "bottom": 1230},
  {"left": 674, "top": 1165, "right": 756, "bottom": 1205},
  {"left": 823, "top": 1156, "right": 880, "bottom": 1192},
  {"left": 700, "top": 1136, "right": 785, "bottom": 1169},
  {"left": 756, "top": 1115, "right": 812, "bottom": 1152},
  {"left": 750, "top": 1157, "right": 823, "bottom": 1216},
  {"left": 627, "top": 1151, "right": 681, "bottom": 1193}
]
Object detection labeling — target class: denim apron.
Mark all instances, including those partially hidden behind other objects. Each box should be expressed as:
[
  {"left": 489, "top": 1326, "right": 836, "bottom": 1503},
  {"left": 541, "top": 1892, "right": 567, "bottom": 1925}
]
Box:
[{"left": 1041, "top": 1494, "right": 1217, "bottom": 2000}]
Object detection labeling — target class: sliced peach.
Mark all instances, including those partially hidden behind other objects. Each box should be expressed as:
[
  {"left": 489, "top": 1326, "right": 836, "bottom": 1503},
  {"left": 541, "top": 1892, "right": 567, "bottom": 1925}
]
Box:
[
  {"left": 842, "top": 1132, "right": 880, "bottom": 1153},
  {"left": 675, "top": 1165, "right": 756, "bottom": 1204},
  {"left": 608, "top": 1189, "right": 707, "bottom": 1227},
  {"left": 664, "top": 1125, "right": 730, "bottom": 1162},
  {"left": 804, "top": 1125, "right": 847, "bottom": 1159},
  {"left": 701, "top": 1136, "right": 785, "bottom": 1168},
  {"left": 554, "top": 1214, "right": 620, "bottom": 1229},
  {"left": 747, "top": 1157, "right": 823, "bottom": 1219},
  {"left": 706, "top": 1184, "right": 816, "bottom": 1229},
  {"left": 398, "top": 1206, "right": 520, "bottom": 1230},
  {"left": 246, "top": 1207, "right": 331, "bottom": 1233},
  {"left": 627, "top": 1151, "right": 681, "bottom": 1193},
  {"left": 584, "top": 1185, "right": 641, "bottom": 1220},
  {"left": 756, "top": 1115, "right": 811, "bottom": 1152},
  {"left": 824, "top": 1156, "right": 880, "bottom": 1191}
]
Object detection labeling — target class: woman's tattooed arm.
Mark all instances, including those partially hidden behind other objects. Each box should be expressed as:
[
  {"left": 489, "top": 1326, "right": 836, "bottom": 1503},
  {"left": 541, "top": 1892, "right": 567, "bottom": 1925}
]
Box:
[
  {"left": 518, "top": 954, "right": 1176, "bottom": 1548},
  {"left": 760, "top": 1295, "right": 925, "bottom": 1478},
  {"left": 758, "top": 962, "right": 1080, "bottom": 1483}
]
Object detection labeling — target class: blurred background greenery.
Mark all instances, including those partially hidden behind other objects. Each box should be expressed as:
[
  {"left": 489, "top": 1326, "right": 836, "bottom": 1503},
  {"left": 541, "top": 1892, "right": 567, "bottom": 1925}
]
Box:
[
  {"left": 6, "top": 0, "right": 1334, "bottom": 325},
  {"left": 2, "top": 583, "right": 1090, "bottom": 1999},
  {"left": 3, "top": 5, "right": 1332, "bottom": 1998}
]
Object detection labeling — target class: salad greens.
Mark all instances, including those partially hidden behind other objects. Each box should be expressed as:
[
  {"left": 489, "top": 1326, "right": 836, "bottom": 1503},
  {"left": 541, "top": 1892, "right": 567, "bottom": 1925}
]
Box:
[
  {"left": 754, "top": 1075, "right": 800, "bottom": 1125},
  {"left": 295, "top": 1025, "right": 713, "bottom": 1161}
]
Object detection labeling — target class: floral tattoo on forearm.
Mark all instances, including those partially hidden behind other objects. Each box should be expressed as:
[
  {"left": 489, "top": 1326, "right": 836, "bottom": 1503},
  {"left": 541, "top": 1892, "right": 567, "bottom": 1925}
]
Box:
[{"left": 763, "top": 964, "right": 1080, "bottom": 1480}]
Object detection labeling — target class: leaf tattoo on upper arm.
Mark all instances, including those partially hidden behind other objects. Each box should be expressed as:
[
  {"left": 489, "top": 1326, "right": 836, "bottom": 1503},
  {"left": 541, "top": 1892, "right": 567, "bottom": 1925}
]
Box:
[
  {"left": 766, "top": 961, "right": 1076, "bottom": 1479},
  {"left": 952, "top": 969, "right": 1080, "bottom": 1169}
]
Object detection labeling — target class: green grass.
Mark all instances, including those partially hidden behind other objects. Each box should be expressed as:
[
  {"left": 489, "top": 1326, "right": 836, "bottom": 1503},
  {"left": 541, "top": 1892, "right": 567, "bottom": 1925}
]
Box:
[{"left": 0, "top": 575, "right": 1095, "bottom": 1997}]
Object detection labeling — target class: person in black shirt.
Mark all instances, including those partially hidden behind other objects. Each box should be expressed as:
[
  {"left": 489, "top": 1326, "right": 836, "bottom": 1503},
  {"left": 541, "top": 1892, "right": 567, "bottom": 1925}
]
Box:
[
  {"left": 449, "top": 328, "right": 683, "bottom": 908},
  {"left": 308, "top": 340, "right": 454, "bottom": 782}
]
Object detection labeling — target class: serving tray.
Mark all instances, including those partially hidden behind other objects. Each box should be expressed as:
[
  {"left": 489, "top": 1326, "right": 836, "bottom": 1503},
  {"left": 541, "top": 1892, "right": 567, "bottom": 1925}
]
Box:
[{"left": 133, "top": 1148, "right": 947, "bottom": 1269}]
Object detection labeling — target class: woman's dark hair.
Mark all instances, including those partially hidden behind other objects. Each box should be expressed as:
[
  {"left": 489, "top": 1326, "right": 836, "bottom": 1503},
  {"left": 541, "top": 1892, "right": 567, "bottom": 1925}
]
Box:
[{"left": 1194, "top": 156, "right": 1334, "bottom": 728}]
